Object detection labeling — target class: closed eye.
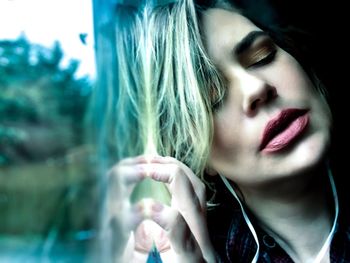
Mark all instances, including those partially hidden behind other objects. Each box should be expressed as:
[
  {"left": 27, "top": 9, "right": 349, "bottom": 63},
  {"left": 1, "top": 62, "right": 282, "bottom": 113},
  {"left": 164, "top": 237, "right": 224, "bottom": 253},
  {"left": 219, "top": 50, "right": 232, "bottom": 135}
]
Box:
[
  {"left": 247, "top": 49, "right": 277, "bottom": 69},
  {"left": 236, "top": 35, "right": 278, "bottom": 69}
]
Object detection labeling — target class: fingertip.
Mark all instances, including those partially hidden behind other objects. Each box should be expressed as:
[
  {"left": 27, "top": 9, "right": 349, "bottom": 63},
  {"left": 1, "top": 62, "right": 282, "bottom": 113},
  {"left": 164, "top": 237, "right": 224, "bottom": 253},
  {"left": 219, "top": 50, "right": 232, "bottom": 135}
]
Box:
[
  {"left": 150, "top": 212, "right": 165, "bottom": 230},
  {"left": 149, "top": 155, "right": 163, "bottom": 163},
  {"left": 148, "top": 168, "right": 171, "bottom": 183},
  {"left": 149, "top": 155, "right": 175, "bottom": 163},
  {"left": 148, "top": 170, "right": 159, "bottom": 181},
  {"left": 151, "top": 202, "right": 164, "bottom": 212},
  {"left": 127, "top": 204, "right": 144, "bottom": 231},
  {"left": 123, "top": 169, "right": 145, "bottom": 185},
  {"left": 150, "top": 203, "right": 177, "bottom": 232},
  {"left": 136, "top": 155, "right": 150, "bottom": 163},
  {"left": 119, "top": 155, "right": 148, "bottom": 165}
]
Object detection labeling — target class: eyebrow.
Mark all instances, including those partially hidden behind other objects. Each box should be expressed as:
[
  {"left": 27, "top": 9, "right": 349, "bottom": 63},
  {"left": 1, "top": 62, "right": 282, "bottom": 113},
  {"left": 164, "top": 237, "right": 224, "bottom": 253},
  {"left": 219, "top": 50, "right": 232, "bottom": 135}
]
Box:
[{"left": 234, "top": 31, "right": 269, "bottom": 55}]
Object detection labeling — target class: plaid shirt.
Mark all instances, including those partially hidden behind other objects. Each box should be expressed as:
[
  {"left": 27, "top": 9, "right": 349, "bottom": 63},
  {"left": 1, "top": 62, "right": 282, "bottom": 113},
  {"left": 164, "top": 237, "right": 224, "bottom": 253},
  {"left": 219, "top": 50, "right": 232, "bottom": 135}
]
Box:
[{"left": 207, "top": 179, "right": 350, "bottom": 263}]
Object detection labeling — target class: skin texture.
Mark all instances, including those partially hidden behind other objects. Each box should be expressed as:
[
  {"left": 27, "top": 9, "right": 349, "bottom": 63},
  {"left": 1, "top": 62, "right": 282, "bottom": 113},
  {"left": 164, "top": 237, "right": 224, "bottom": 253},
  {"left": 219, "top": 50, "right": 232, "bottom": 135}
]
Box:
[{"left": 202, "top": 8, "right": 332, "bottom": 187}]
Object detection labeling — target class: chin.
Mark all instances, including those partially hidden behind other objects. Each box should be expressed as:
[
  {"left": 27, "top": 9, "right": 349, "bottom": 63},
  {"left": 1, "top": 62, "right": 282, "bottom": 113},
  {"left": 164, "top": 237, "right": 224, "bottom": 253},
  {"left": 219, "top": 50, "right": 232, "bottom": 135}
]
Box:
[
  {"left": 257, "top": 131, "right": 331, "bottom": 184},
  {"left": 288, "top": 131, "right": 330, "bottom": 174}
]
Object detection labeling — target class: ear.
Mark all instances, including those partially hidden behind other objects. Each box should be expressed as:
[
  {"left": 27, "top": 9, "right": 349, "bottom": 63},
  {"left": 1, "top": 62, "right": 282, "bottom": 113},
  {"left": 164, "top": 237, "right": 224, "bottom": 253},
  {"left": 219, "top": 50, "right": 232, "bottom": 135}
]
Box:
[{"left": 205, "top": 166, "right": 219, "bottom": 176}]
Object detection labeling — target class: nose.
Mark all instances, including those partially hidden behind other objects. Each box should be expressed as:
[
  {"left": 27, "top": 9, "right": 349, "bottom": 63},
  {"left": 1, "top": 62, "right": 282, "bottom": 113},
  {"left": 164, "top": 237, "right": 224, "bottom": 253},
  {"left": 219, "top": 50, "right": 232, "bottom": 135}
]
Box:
[{"left": 237, "top": 71, "right": 277, "bottom": 117}]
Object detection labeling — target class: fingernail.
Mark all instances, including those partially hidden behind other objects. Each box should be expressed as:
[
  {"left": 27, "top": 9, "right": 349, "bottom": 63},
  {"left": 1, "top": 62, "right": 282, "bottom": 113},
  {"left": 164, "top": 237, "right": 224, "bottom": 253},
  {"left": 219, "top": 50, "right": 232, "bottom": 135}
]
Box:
[
  {"left": 152, "top": 203, "right": 164, "bottom": 212},
  {"left": 138, "top": 155, "right": 147, "bottom": 163},
  {"left": 151, "top": 155, "right": 163, "bottom": 161}
]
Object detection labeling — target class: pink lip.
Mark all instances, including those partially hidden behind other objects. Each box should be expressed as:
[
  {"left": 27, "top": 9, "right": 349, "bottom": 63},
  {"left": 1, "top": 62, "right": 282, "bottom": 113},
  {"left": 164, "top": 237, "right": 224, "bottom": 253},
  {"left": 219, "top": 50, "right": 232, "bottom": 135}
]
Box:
[{"left": 260, "top": 108, "right": 309, "bottom": 153}]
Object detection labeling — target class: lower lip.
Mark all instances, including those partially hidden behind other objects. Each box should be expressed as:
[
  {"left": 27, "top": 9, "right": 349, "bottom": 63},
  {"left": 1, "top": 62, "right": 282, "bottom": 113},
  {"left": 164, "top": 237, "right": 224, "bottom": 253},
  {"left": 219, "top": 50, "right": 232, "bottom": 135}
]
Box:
[{"left": 262, "top": 114, "right": 309, "bottom": 154}]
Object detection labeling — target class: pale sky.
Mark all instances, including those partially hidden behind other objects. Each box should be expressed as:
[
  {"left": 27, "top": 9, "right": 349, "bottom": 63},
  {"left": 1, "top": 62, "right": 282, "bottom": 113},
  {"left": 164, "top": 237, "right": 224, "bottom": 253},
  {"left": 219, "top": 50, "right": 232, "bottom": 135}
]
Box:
[{"left": 0, "top": 0, "right": 95, "bottom": 78}]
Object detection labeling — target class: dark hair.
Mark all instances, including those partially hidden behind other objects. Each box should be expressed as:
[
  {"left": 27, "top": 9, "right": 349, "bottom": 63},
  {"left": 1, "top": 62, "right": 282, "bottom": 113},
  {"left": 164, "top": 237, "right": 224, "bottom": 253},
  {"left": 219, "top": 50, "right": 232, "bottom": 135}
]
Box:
[
  {"left": 195, "top": 0, "right": 322, "bottom": 91},
  {"left": 196, "top": 0, "right": 349, "bottom": 208}
]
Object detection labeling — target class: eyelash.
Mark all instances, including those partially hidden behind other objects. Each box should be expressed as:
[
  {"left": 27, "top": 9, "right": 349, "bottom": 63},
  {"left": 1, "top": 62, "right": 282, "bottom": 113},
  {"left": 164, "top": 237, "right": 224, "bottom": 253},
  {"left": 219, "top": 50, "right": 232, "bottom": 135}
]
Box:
[{"left": 248, "top": 49, "right": 277, "bottom": 69}]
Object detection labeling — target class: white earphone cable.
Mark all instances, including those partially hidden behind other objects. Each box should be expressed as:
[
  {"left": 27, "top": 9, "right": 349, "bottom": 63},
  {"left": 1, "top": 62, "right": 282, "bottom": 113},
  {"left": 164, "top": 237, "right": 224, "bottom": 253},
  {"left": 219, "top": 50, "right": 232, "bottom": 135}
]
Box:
[
  {"left": 313, "top": 169, "right": 339, "bottom": 263},
  {"left": 220, "top": 175, "right": 259, "bottom": 263},
  {"left": 220, "top": 168, "right": 338, "bottom": 263}
]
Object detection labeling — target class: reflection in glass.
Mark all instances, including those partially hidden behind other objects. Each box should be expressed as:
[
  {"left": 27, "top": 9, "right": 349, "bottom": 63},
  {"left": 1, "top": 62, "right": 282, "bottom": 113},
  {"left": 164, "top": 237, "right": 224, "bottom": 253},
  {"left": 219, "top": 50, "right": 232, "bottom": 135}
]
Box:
[{"left": 0, "top": 0, "right": 96, "bottom": 261}]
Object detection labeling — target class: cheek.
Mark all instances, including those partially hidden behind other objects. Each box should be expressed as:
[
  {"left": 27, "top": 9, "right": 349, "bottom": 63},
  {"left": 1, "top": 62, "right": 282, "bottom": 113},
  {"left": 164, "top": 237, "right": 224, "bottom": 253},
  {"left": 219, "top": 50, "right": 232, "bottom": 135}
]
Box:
[
  {"left": 212, "top": 126, "right": 230, "bottom": 152},
  {"left": 270, "top": 53, "right": 316, "bottom": 98},
  {"left": 211, "top": 117, "right": 241, "bottom": 156}
]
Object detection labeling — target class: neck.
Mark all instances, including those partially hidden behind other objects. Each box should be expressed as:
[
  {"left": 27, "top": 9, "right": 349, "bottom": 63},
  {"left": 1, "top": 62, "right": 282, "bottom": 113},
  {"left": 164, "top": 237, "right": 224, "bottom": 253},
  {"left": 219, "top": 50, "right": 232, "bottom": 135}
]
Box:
[{"left": 240, "top": 165, "right": 334, "bottom": 263}]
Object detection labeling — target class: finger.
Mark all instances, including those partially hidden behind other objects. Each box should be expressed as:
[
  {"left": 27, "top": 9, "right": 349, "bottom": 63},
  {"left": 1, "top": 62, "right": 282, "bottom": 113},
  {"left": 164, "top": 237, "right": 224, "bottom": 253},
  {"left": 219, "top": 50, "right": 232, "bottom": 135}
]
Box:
[
  {"left": 107, "top": 201, "right": 144, "bottom": 232},
  {"left": 148, "top": 157, "right": 206, "bottom": 208},
  {"left": 150, "top": 202, "right": 178, "bottom": 232},
  {"left": 147, "top": 163, "right": 176, "bottom": 184},
  {"left": 150, "top": 156, "right": 200, "bottom": 182},
  {"left": 149, "top": 166, "right": 213, "bottom": 260},
  {"left": 150, "top": 203, "right": 204, "bottom": 261},
  {"left": 106, "top": 202, "right": 144, "bottom": 257},
  {"left": 118, "top": 155, "right": 149, "bottom": 165},
  {"left": 118, "top": 154, "right": 163, "bottom": 165},
  {"left": 134, "top": 219, "right": 170, "bottom": 254},
  {"left": 146, "top": 163, "right": 206, "bottom": 210},
  {"left": 149, "top": 155, "right": 175, "bottom": 163},
  {"left": 127, "top": 160, "right": 213, "bottom": 259},
  {"left": 125, "top": 203, "right": 145, "bottom": 231},
  {"left": 108, "top": 164, "right": 147, "bottom": 185},
  {"left": 108, "top": 164, "right": 150, "bottom": 201}
]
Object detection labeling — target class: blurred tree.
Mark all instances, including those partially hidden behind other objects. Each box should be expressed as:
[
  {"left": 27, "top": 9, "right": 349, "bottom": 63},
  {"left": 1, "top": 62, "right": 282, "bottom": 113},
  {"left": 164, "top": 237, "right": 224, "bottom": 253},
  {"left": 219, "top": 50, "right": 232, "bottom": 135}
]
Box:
[
  {"left": 0, "top": 35, "right": 92, "bottom": 165},
  {"left": 0, "top": 37, "right": 97, "bottom": 245}
]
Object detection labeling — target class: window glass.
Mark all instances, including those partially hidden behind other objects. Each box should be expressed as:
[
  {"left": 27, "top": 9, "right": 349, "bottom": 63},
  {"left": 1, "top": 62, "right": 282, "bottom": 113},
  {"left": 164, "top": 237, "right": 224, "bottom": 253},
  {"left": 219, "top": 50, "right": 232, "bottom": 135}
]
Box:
[{"left": 0, "top": 0, "right": 96, "bottom": 261}]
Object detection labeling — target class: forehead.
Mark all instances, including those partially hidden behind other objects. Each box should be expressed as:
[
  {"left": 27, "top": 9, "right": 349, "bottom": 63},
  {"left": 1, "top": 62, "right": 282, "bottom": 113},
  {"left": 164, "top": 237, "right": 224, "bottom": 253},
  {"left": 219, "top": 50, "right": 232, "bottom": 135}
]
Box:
[{"left": 201, "top": 8, "right": 260, "bottom": 62}]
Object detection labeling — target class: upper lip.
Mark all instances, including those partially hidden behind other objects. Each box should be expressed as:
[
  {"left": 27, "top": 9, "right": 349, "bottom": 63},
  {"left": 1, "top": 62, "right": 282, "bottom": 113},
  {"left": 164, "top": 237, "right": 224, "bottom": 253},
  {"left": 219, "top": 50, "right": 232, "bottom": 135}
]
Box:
[{"left": 259, "top": 108, "right": 309, "bottom": 151}]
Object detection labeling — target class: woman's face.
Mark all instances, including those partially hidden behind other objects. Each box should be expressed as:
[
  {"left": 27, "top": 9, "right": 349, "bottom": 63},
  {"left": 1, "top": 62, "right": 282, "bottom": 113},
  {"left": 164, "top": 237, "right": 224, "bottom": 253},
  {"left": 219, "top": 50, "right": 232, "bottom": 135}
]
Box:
[{"left": 203, "top": 8, "right": 332, "bottom": 186}]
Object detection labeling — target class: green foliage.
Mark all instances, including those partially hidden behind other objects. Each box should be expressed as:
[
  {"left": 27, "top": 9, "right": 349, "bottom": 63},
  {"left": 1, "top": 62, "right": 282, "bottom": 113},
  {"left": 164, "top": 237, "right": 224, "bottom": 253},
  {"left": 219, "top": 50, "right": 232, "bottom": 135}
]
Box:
[{"left": 0, "top": 35, "right": 93, "bottom": 165}]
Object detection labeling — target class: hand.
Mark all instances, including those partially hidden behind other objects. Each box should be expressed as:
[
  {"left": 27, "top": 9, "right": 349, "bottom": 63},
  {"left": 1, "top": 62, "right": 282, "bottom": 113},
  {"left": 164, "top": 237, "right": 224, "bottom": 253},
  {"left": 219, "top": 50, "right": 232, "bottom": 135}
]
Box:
[
  {"left": 146, "top": 156, "right": 216, "bottom": 263},
  {"left": 105, "top": 155, "right": 216, "bottom": 263},
  {"left": 103, "top": 155, "right": 147, "bottom": 262}
]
